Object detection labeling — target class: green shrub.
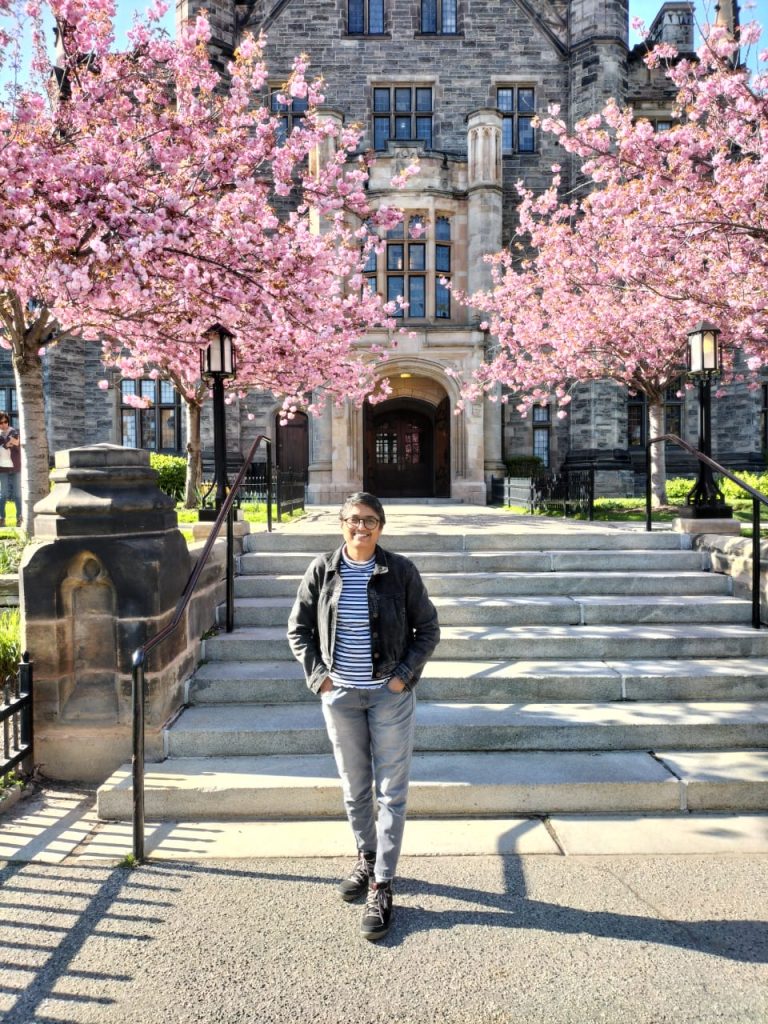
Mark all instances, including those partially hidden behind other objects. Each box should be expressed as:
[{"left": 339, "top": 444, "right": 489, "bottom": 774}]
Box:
[
  {"left": 664, "top": 477, "right": 696, "bottom": 503},
  {"left": 0, "top": 608, "right": 21, "bottom": 683},
  {"left": 0, "top": 535, "right": 26, "bottom": 574},
  {"left": 504, "top": 455, "right": 544, "bottom": 477},
  {"left": 150, "top": 453, "right": 187, "bottom": 502},
  {"left": 719, "top": 471, "right": 768, "bottom": 502}
]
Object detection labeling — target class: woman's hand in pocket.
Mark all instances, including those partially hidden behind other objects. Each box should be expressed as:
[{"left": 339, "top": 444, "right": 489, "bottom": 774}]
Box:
[{"left": 387, "top": 677, "right": 407, "bottom": 693}]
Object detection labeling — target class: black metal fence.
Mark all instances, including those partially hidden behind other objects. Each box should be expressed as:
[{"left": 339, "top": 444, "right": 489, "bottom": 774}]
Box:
[
  {"left": 492, "top": 469, "right": 595, "bottom": 520},
  {"left": 276, "top": 470, "right": 305, "bottom": 519},
  {"left": 201, "top": 458, "right": 305, "bottom": 518},
  {"left": 1, "top": 653, "right": 33, "bottom": 776}
]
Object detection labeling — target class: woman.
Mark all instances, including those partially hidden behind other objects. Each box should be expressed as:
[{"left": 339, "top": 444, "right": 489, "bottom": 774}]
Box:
[
  {"left": 287, "top": 492, "right": 440, "bottom": 941},
  {"left": 0, "top": 412, "right": 21, "bottom": 530}
]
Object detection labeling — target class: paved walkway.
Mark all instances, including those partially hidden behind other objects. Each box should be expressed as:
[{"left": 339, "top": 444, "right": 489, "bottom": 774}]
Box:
[
  {"left": 0, "top": 827, "right": 766, "bottom": 1024},
  {"left": 277, "top": 502, "right": 661, "bottom": 536},
  {"left": 3, "top": 505, "right": 764, "bottom": 1023}
]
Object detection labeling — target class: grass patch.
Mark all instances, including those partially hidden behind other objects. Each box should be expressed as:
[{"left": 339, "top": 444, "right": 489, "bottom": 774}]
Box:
[
  {"left": 0, "top": 533, "right": 27, "bottom": 574},
  {"left": 0, "top": 608, "right": 21, "bottom": 680},
  {"left": 0, "top": 769, "right": 23, "bottom": 796},
  {"left": 175, "top": 503, "right": 305, "bottom": 525}
]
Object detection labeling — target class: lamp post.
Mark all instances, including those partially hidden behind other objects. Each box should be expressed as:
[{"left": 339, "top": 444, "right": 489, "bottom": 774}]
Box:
[
  {"left": 199, "top": 324, "right": 236, "bottom": 521},
  {"left": 685, "top": 321, "right": 732, "bottom": 519}
]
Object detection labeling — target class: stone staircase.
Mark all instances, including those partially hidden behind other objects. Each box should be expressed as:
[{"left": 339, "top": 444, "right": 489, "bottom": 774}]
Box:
[{"left": 98, "top": 518, "right": 768, "bottom": 821}]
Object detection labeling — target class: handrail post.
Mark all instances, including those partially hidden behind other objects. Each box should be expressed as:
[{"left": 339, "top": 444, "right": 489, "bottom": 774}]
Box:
[
  {"left": 266, "top": 447, "right": 273, "bottom": 533},
  {"left": 18, "top": 652, "right": 32, "bottom": 756},
  {"left": 645, "top": 441, "right": 652, "bottom": 531},
  {"left": 226, "top": 504, "right": 235, "bottom": 633},
  {"left": 131, "top": 650, "right": 146, "bottom": 863},
  {"left": 753, "top": 497, "right": 761, "bottom": 630}
]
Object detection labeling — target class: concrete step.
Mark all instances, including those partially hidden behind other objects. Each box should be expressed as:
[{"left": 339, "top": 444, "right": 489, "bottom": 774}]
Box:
[
  {"left": 165, "top": 700, "right": 768, "bottom": 758},
  {"left": 242, "top": 530, "right": 687, "bottom": 554},
  {"left": 239, "top": 549, "right": 709, "bottom": 576},
  {"left": 234, "top": 570, "right": 732, "bottom": 599},
  {"left": 203, "top": 623, "right": 768, "bottom": 663},
  {"left": 189, "top": 657, "right": 768, "bottom": 705},
  {"left": 96, "top": 748, "right": 768, "bottom": 820},
  {"left": 226, "top": 594, "right": 752, "bottom": 628}
]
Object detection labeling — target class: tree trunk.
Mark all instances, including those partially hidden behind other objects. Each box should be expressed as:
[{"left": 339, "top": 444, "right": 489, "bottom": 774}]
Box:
[
  {"left": 184, "top": 399, "right": 202, "bottom": 508},
  {"left": 13, "top": 349, "right": 51, "bottom": 532},
  {"left": 647, "top": 398, "right": 667, "bottom": 507}
]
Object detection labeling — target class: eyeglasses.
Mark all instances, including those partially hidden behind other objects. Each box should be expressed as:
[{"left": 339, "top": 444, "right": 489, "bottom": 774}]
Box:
[{"left": 342, "top": 516, "right": 380, "bottom": 530}]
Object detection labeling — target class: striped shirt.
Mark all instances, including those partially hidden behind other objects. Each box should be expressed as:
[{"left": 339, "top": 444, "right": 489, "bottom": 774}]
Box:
[{"left": 330, "top": 550, "right": 388, "bottom": 689}]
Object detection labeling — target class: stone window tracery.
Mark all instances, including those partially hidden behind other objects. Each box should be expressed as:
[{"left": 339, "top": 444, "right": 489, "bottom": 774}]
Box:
[{"left": 363, "top": 214, "right": 452, "bottom": 321}]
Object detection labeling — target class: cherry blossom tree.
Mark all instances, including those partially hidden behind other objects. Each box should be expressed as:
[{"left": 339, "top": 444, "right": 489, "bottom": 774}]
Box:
[
  {"left": 0, "top": 1, "right": 408, "bottom": 524},
  {"left": 464, "top": 19, "right": 768, "bottom": 504}
]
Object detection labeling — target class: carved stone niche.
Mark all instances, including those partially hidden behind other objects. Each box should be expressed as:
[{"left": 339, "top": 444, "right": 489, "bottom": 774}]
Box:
[{"left": 21, "top": 444, "right": 194, "bottom": 781}]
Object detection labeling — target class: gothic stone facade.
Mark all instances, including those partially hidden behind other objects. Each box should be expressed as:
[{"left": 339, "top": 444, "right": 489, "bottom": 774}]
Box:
[{"left": 2, "top": 1, "right": 760, "bottom": 500}]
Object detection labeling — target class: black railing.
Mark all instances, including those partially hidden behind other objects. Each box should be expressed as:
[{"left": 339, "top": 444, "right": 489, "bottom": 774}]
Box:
[
  {"left": 1, "top": 653, "right": 33, "bottom": 776},
  {"left": 131, "top": 435, "right": 273, "bottom": 862},
  {"left": 276, "top": 469, "right": 306, "bottom": 519},
  {"left": 201, "top": 457, "right": 272, "bottom": 507},
  {"left": 491, "top": 469, "right": 595, "bottom": 519},
  {"left": 645, "top": 433, "right": 766, "bottom": 630},
  {"left": 532, "top": 469, "right": 595, "bottom": 520},
  {"left": 201, "top": 457, "right": 305, "bottom": 518}
]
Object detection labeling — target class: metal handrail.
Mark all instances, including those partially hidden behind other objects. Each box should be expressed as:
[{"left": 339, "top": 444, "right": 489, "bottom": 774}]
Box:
[
  {"left": 131, "top": 435, "right": 273, "bottom": 862},
  {"left": 645, "top": 433, "right": 768, "bottom": 630}
]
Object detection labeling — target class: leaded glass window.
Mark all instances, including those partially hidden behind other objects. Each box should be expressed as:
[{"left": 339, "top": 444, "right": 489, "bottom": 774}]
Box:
[
  {"left": 372, "top": 86, "right": 433, "bottom": 151},
  {"left": 349, "top": 0, "right": 384, "bottom": 34},
  {"left": 497, "top": 86, "right": 536, "bottom": 154}
]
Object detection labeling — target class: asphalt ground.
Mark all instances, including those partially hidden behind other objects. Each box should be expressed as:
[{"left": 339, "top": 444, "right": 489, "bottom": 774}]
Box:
[{"left": 1, "top": 852, "right": 766, "bottom": 1024}]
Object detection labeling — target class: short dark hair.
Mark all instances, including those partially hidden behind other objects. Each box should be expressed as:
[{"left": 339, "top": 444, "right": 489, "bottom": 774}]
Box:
[
  {"left": 339, "top": 491, "right": 386, "bottom": 526},
  {"left": 0, "top": 412, "right": 9, "bottom": 423}
]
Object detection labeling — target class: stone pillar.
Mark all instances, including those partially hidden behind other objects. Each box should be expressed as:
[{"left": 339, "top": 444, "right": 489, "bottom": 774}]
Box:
[
  {"left": 307, "top": 400, "right": 334, "bottom": 503},
  {"left": 21, "top": 444, "right": 222, "bottom": 782},
  {"left": 309, "top": 108, "right": 345, "bottom": 237},
  {"left": 466, "top": 109, "right": 503, "bottom": 296}
]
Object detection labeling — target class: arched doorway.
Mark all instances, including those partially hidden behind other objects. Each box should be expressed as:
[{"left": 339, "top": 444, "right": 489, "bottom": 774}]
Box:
[
  {"left": 275, "top": 411, "right": 309, "bottom": 481},
  {"left": 364, "top": 395, "right": 450, "bottom": 498}
]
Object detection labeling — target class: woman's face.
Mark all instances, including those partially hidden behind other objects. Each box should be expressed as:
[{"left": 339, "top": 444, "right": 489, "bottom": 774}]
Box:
[{"left": 340, "top": 502, "right": 383, "bottom": 562}]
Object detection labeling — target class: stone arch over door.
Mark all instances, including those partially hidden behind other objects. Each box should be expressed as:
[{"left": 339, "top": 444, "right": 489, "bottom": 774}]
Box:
[{"left": 363, "top": 373, "right": 451, "bottom": 498}]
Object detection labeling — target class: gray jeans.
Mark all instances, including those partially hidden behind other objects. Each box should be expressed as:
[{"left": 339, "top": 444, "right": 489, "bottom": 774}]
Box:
[{"left": 321, "top": 685, "right": 416, "bottom": 882}]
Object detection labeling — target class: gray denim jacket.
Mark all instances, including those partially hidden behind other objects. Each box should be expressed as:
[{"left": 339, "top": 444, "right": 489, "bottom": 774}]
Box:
[{"left": 287, "top": 544, "right": 440, "bottom": 694}]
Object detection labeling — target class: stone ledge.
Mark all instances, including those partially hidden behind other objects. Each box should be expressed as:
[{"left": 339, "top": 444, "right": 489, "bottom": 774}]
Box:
[
  {"left": 692, "top": 533, "right": 768, "bottom": 624},
  {"left": 673, "top": 517, "right": 742, "bottom": 536}
]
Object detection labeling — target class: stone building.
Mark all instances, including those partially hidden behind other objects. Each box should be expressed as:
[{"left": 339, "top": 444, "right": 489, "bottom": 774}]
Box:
[{"left": 2, "top": 0, "right": 760, "bottom": 501}]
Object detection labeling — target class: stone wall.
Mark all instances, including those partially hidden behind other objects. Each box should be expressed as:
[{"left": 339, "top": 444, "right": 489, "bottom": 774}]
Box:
[
  {"left": 693, "top": 533, "right": 768, "bottom": 626},
  {"left": 22, "top": 446, "right": 225, "bottom": 782}
]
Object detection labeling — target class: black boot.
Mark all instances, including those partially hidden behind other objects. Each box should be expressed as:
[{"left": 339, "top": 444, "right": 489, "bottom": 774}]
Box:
[
  {"left": 360, "top": 880, "right": 393, "bottom": 941},
  {"left": 338, "top": 851, "right": 375, "bottom": 902}
]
